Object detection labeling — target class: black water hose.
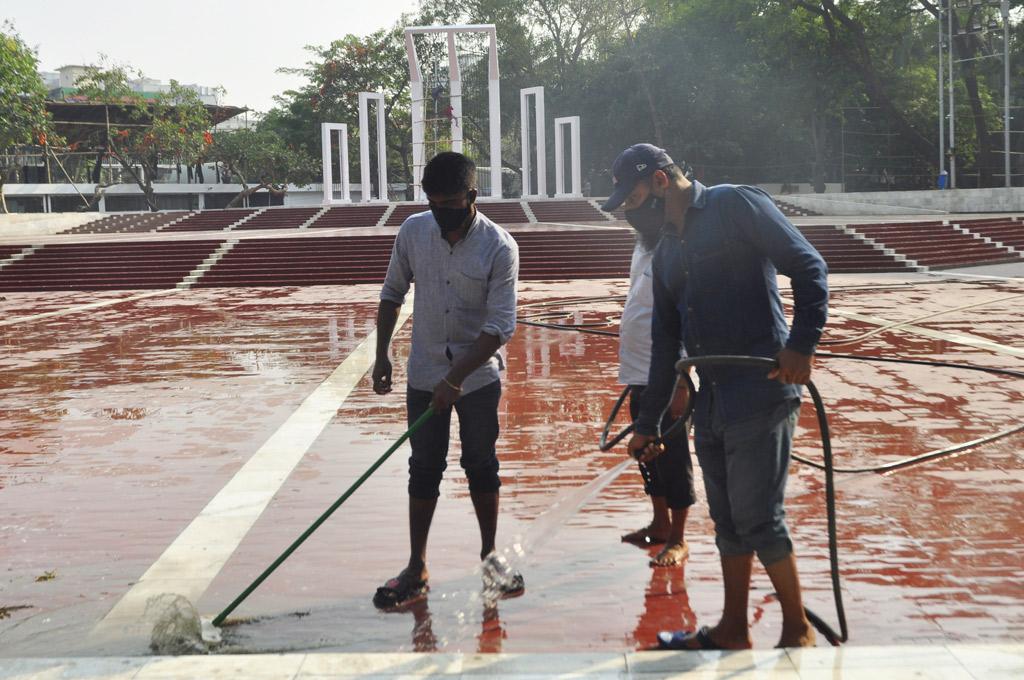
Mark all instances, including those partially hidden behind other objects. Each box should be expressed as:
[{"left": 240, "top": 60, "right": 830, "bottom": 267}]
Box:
[{"left": 671, "top": 355, "right": 847, "bottom": 645}]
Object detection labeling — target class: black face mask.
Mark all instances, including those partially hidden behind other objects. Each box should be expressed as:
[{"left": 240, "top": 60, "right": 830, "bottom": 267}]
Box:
[
  {"left": 431, "top": 191, "right": 476, "bottom": 234},
  {"left": 625, "top": 194, "right": 665, "bottom": 249}
]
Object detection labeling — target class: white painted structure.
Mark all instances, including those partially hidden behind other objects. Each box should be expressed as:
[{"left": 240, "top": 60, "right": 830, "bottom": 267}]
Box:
[
  {"left": 404, "top": 25, "right": 501, "bottom": 200},
  {"left": 554, "top": 116, "right": 582, "bottom": 198},
  {"left": 320, "top": 123, "right": 351, "bottom": 204},
  {"left": 520, "top": 87, "right": 546, "bottom": 198},
  {"left": 358, "top": 92, "right": 388, "bottom": 202}
]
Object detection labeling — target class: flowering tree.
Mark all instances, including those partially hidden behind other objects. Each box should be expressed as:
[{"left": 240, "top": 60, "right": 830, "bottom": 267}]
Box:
[{"left": 73, "top": 63, "right": 213, "bottom": 211}]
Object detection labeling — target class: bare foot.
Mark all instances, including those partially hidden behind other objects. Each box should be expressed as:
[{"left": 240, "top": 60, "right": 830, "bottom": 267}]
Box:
[
  {"left": 621, "top": 524, "right": 668, "bottom": 546},
  {"left": 650, "top": 540, "right": 689, "bottom": 567},
  {"left": 777, "top": 623, "right": 817, "bottom": 648}
]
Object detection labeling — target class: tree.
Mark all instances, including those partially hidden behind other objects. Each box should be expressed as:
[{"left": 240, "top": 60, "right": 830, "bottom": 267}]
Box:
[
  {"left": 209, "top": 126, "right": 318, "bottom": 208},
  {"left": 269, "top": 26, "right": 414, "bottom": 196},
  {"left": 0, "top": 23, "right": 55, "bottom": 213},
  {"left": 73, "top": 63, "right": 213, "bottom": 211}
]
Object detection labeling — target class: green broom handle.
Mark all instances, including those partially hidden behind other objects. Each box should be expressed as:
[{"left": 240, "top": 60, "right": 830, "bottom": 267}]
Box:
[{"left": 212, "top": 406, "right": 435, "bottom": 627}]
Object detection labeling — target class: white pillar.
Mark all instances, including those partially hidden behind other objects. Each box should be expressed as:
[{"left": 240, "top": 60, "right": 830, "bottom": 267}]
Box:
[
  {"left": 447, "top": 31, "right": 463, "bottom": 153},
  {"left": 320, "top": 122, "right": 350, "bottom": 204},
  {"left": 405, "top": 25, "right": 502, "bottom": 200},
  {"left": 486, "top": 25, "right": 501, "bottom": 198},
  {"left": 554, "top": 116, "right": 582, "bottom": 197},
  {"left": 406, "top": 30, "right": 425, "bottom": 201},
  {"left": 358, "top": 92, "right": 388, "bottom": 202},
  {"left": 520, "top": 86, "right": 546, "bottom": 198}
]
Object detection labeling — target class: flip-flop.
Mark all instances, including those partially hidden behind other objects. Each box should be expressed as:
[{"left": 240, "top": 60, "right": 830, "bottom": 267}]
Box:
[
  {"left": 656, "top": 626, "right": 723, "bottom": 650},
  {"left": 649, "top": 540, "right": 690, "bottom": 567},
  {"left": 373, "top": 570, "right": 429, "bottom": 610}
]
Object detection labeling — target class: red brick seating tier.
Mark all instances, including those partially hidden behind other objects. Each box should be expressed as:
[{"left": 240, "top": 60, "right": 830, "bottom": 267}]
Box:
[
  {"left": 849, "top": 221, "right": 1019, "bottom": 268},
  {"left": 476, "top": 201, "right": 529, "bottom": 224},
  {"left": 528, "top": 200, "right": 607, "bottom": 223},
  {"left": 307, "top": 205, "right": 389, "bottom": 229},
  {"left": 513, "top": 230, "right": 634, "bottom": 279},
  {"left": 954, "top": 217, "right": 1024, "bottom": 252},
  {"left": 162, "top": 208, "right": 258, "bottom": 232},
  {"left": 195, "top": 235, "right": 397, "bottom": 287},
  {"left": 0, "top": 240, "right": 221, "bottom": 292},
  {"left": 61, "top": 211, "right": 192, "bottom": 235},
  {"left": 0, "top": 245, "right": 30, "bottom": 261},
  {"left": 797, "top": 225, "right": 912, "bottom": 273},
  {"left": 234, "top": 207, "right": 321, "bottom": 230},
  {"left": 385, "top": 204, "right": 429, "bottom": 226}
]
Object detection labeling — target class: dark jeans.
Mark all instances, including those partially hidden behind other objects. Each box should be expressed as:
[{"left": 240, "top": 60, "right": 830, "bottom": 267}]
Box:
[
  {"left": 406, "top": 380, "right": 502, "bottom": 499},
  {"left": 629, "top": 385, "right": 696, "bottom": 510},
  {"left": 694, "top": 396, "right": 800, "bottom": 566}
]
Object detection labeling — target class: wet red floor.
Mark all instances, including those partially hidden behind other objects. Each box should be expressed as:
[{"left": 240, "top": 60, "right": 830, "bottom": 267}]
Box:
[{"left": 1, "top": 275, "right": 1022, "bottom": 656}]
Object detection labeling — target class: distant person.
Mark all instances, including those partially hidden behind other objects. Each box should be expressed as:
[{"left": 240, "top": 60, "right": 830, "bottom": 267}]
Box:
[
  {"left": 372, "top": 151, "right": 523, "bottom": 609},
  {"left": 602, "top": 143, "right": 829, "bottom": 649},
  {"left": 617, "top": 187, "right": 695, "bottom": 567}
]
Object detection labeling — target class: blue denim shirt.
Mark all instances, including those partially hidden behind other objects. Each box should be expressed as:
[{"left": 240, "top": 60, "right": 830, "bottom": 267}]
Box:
[{"left": 636, "top": 181, "right": 828, "bottom": 435}]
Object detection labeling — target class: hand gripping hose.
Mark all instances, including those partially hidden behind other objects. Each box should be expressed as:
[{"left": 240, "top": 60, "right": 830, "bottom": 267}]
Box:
[{"left": 211, "top": 406, "right": 435, "bottom": 627}]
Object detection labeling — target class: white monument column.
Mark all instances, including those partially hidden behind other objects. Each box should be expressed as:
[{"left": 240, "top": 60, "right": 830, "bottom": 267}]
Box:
[
  {"left": 520, "top": 87, "right": 546, "bottom": 198},
  {"left": 406, "top": 25, "right": 501, "bottom": 200},
  {"left": 320, "top": 122, "right": 350, "bottom": 204},
  {"left": 554, "top": 116, "right": 582, "bottom": 197},
  {"left": 358, "top": 92, "right": 388, "bottom": 202}
]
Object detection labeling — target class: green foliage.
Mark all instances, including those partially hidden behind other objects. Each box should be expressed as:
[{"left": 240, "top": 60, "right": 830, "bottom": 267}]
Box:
[
  {"left": 0, "top": 23, "right": 52, "bottom": 149},
  {"left": 266, "top": 26, "right": 412, "bottom": 184},
  {"left": 209, "top": 126, "right": 318, "bottom": 190}
]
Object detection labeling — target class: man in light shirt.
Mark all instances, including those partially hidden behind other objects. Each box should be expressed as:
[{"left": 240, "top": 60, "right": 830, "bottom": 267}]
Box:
[{"left": 371, "top": 152, "right": 523, "bottom": 608}]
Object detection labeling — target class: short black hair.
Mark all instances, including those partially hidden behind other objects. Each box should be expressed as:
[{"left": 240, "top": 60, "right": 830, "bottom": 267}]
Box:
[{"left": 422, "top": 151, "right": 477, "bottom": 196}]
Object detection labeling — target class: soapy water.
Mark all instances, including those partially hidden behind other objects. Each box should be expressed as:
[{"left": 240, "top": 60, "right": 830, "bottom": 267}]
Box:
[
  {"left": 147, "top": 594, "right": 221, "bottom": 655},
  {"left": 153, "top": 457, "right": 636, "bottom": 655}
]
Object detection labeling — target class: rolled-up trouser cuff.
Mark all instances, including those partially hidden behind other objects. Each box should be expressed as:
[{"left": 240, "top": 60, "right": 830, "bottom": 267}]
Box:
[{"left": 407, "top": 380, "right": 502, "bottom": 498}]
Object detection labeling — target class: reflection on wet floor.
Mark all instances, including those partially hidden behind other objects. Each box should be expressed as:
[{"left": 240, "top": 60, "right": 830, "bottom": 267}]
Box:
[{"left": 0, "top": 276, "right": 1022, "bottom": 656}]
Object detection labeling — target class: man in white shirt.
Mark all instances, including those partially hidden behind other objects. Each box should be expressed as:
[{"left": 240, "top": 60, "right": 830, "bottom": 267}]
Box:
[{"left": 617, "top": 157, "right": 696, "bottom": 567}]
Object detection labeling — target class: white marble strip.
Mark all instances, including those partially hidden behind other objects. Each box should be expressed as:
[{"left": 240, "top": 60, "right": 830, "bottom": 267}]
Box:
[
  {"left": 3, "top": 643, "right": 1022, "bottom": 679},
  {"left": 0, "top": 288, "right": 180, "bottom": 327},
  {"left": 830, "top": 307, "right": 1024, "bottom": 358},
  {"left": 91, "top": 303, "right": 412, "bottom": 636}
]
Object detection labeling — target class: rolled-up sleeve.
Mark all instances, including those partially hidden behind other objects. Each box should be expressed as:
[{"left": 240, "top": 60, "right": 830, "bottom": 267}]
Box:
[
  {"left": 380, "top": 225, "right": 412, "bottom": 305},
  {"left": 480, "top": 237, "right": 519, "bottom": 345},
  {"left": 728, "top": 186, "right": 829, "bottom": 354}
]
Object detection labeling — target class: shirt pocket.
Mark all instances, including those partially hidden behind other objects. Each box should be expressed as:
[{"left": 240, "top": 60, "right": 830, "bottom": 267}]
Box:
[{"left": 450, "top": 266, "right": 488, "bottom": 308}]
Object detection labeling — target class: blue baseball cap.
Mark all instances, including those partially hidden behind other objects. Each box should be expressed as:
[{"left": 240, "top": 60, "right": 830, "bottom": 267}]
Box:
[{"left": 601, "top": 143, "right": 675, "bottom": 212}]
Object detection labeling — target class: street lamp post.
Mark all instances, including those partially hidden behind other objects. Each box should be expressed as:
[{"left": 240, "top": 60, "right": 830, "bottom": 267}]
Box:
[
  {"left": 948, "top": 0, "right": 957, "bottom": 188},
  {"left": 1001, "top": 0, "right": 1011, "bottom": 188},
  {"left": 938, "top": 0, "right": 946, "bottom": 180},
  {"left": 946, "top": 0, "right": 1013, "bottom": 189}
]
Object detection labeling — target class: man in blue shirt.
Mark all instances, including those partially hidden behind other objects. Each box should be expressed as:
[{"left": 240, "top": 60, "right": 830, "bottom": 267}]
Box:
[
  {"left": 603, "top": 144, "right": 828, "bottom": 649},
  {"left": 372, "top": 151, "right": 523, "bottom": 609}
]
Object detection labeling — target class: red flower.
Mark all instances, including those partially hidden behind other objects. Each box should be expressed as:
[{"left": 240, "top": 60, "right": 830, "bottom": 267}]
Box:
[
  {"left": 37, "top": 132, "right": 47, "bottom": 145},
  {"left": 203, "top": 131, "right": 213, "bottom": 145}
]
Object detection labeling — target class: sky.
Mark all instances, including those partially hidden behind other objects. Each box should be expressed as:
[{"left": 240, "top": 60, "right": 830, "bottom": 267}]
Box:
[{"left": 4, "top": 0, "right": 422, "bottom": 113}]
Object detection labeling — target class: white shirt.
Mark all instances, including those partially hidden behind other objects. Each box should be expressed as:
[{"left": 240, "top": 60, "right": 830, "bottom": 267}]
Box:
[{"left": 618, "top": 242, "right": 656, "bottom": 386}]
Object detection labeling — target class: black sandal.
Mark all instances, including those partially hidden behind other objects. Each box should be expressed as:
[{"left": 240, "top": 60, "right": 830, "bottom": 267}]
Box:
[{"left": 372, "top": 570, "right": 429, "bottom": 610}]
